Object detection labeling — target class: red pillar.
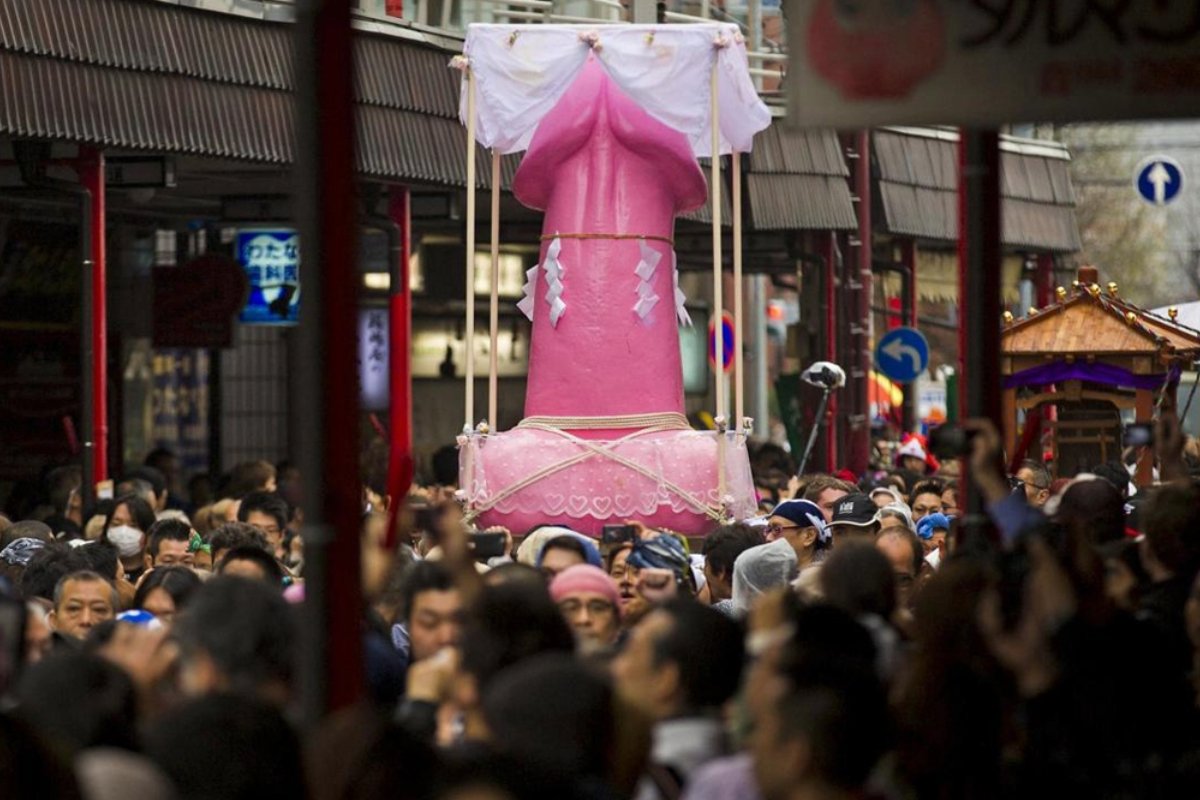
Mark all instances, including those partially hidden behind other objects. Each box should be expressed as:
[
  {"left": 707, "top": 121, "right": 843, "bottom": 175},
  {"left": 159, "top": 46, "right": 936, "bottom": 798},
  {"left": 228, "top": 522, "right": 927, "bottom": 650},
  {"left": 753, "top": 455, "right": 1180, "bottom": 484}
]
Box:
[
  {"left": 1134, "top": 388, "right": 1154, "bottom": 487},
  {"left": 901, "top": 238, "right": 918, "bottom": 433},
  {"left": 79, "top": 147, "right": 108, "bottom": 486},
  {"left": 847, "top": 131, "right": 872, "bottom": 476},
  {"left": 823, "top": 232, "right": 838, "bottom": 471},
  {"left": 385, "top": 188, "right": 414, "bottom": 547},
  {"left": 294, "top": 0, "right": 363, "bottom": 718},
  {"left": 1035, "top": 252, "right": 1055, "bottom": 308},
  {"left": 958, "top": 130, "right": 1003, "bottom": 521}
]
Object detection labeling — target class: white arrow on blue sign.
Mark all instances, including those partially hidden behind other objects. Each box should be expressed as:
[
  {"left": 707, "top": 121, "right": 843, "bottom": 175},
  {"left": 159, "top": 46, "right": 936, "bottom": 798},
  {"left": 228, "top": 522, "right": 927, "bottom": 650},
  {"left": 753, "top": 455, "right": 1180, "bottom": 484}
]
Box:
[
  {"left": 1135, "top": 155, "right": 1184, "bottom": 207},
  {"left": 875, "top": 327, "right": 929, "bottom": 384}
]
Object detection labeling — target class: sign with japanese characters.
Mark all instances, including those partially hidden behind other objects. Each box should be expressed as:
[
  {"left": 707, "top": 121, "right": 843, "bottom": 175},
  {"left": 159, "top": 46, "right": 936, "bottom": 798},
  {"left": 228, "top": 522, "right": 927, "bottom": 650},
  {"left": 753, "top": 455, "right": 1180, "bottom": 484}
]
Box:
[
  {"left": 236, "top": 229, "right": 300, "bottom": 325},
  {"left": 358, "top": 308, "right": 389, "bottom": 411},
  {"left": 153, "top": 255, "right": 247, "bottom": 348},
  {"left": 151, "top": 349, "right": 209, "bottom": 477},
  {"left": 786, "top": 0, "right": 1200, "bottom": 127}
]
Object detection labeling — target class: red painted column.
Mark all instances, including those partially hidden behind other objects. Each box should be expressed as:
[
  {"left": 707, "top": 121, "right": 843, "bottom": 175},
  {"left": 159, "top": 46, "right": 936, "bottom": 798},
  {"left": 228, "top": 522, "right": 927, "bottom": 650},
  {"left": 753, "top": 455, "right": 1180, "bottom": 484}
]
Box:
[
  {"left": 823, "top": 232, "right": 838, "bottom": 472},
  {"left": 79, "top": 147, "right": 108, "bottom": 486},
  {"left": 1035, "top": 252, "right": 1055, "bottom": 308},
  {"left": 901, "top": 238, "right": 918, "bottom": 433},
  {"left": 847, "top": 131, "right": 872, "bottom": 476},
  {"left": 385, "top": 188, "right": 413, "bottom": 547},
  {"left": 958, "top": 130, "right": 1003, "bottom": 523},
  {"left": 294, "top": 0, "right": 363, "bottom": 718}
]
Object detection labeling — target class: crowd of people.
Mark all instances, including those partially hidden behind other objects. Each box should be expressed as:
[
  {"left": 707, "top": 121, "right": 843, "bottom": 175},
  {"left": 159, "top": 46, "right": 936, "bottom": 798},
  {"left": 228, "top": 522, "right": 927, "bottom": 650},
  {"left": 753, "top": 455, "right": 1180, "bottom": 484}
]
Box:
[{"left": 2, "top": 415, "right": 1200, "bottom": 799}]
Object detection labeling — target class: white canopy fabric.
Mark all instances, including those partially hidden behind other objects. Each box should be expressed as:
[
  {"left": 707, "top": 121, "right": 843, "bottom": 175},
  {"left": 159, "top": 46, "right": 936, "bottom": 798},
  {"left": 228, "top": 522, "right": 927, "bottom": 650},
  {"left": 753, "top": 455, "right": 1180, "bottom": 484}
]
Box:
[{"left": 457, "top": 23, "right": 772, "bottom": 157}]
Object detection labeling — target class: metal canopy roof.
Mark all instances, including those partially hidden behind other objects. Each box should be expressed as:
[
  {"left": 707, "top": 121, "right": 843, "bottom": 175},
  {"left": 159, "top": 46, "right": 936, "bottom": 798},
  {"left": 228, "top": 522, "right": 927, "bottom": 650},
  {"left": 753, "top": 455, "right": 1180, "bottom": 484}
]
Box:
[
  {"left": 0, "top": 0, "right": 853, "bottom": 233},
  {"left": 873, "top": 128, "right": 1082, "bottom": 253},
  {"left": 0, "top": 0, "right": 519, "bottom": 189}
]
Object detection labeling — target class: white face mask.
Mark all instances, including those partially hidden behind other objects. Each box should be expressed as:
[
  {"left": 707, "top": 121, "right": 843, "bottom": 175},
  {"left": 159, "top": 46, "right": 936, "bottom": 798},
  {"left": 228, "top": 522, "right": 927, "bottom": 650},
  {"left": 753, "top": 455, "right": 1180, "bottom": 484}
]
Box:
[{"left": 106, "top": 524, "right": 143, "bottom": 558}]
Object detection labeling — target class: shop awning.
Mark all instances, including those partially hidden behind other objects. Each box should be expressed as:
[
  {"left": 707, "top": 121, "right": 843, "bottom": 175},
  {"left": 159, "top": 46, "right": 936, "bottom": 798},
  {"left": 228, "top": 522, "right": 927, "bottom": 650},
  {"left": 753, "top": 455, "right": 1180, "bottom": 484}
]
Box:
[
  {"left": 873, "top": 127, "right": 1082, "bottom": 253},
  {"left": 684, "top": 125, "right": 858, "bottom": 231},
  {"left": 0, "top": 0, "right": 520, "bottom": 189}
]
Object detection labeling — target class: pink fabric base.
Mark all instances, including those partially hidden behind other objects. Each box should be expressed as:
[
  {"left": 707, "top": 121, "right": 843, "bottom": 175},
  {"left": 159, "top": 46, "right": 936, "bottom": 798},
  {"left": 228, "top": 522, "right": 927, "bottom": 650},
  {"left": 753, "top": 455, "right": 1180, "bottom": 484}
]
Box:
[{"left": 462, "top": 427, "right": 756, "bottom": 537}]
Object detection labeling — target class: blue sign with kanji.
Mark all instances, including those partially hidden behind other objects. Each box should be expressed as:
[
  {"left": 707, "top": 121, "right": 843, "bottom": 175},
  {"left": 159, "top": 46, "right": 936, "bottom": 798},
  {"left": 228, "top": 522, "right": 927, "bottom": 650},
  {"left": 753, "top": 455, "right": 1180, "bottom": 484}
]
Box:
[
  {"left": 875, "top": 327, "right": 929, "bottom": 384},
  {"left": 237, "top": 229, "right": 300, "bottom": 325}
]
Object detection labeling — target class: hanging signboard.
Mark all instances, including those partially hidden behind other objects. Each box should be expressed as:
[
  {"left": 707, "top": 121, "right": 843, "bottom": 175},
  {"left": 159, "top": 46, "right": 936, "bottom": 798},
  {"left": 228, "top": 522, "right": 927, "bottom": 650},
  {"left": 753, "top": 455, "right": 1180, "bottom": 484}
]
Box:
[
  {"left": 786, "top": 1, "right": 1200, "bottom": 128},
  {"left": 153, "top": 255, "right": 248, "bottom": 348},
  {"left": 237, "top": 229, "right": 300, "bottom": 325},
  {"left": 359, "top": 308, "right": 390, "bottom": 411}
]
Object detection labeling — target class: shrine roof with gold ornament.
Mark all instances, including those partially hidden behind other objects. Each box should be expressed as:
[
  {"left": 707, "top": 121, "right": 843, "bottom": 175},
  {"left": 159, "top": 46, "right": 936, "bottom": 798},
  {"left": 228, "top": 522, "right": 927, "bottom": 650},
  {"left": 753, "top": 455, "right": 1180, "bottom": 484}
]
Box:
[{"left": 1002, "top": 267, "right": 1200, "bottom": 362}]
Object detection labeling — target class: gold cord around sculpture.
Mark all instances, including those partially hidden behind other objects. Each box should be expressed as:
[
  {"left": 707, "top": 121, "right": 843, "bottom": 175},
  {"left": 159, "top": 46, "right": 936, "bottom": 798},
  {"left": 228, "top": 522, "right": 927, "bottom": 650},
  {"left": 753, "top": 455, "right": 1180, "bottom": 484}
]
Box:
[
  {"left": 539, "top": 232, "right": 675, "bottom": 246},
  {"left": 518, "top": 413, "right": 690, "bottom": 431}
]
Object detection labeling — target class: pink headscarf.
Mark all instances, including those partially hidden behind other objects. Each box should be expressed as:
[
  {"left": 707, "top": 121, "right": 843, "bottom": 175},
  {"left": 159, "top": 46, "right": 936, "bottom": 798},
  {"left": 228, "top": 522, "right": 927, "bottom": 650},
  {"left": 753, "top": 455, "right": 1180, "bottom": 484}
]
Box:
[{"left": 548, "top": 564, "right": 621, "bottom": 614}]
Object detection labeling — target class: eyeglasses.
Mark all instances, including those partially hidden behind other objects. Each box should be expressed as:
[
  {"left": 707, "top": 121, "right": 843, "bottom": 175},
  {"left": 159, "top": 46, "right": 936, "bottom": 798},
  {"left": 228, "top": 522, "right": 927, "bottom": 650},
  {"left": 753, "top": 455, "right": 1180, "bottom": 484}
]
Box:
[
  {"left": 1010, "top": 477, "right": 1049, "bottom": 492},
  {"left": 558, "top": 599, "right": 616, "bottom": 617},
  {"left": 765, "top": 523, "right": 802, "bottom": 536}
]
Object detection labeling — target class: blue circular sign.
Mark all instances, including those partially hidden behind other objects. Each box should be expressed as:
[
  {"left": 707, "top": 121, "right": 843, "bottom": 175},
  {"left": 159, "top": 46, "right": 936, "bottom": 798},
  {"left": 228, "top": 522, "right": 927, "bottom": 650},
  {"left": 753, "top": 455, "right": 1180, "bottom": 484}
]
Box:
[
  {"left": 875, "top": 327, "right": 929, "bottom": 384},
  {"left": 1135, "top": 156, "right": 1184, "bottom": 207},
  {"left": 708, "top": 312, "right": 734, "bottom": 373}
]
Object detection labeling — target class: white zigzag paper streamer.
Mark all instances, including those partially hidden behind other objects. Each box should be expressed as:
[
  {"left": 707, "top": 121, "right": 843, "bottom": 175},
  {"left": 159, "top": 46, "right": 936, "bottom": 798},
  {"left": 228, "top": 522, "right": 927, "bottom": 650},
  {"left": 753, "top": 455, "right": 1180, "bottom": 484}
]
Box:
[
  {"left": 543, "top": 236, "right": 566, "bottom": 327},
  {"left": 633, "top": 239, "right": 662, "bottom": 321},
  {"left": 516, "top": 264, "right": 538, "bottom": 321},
  {"left": 672, "top": 250, "right": 692, "bottom": 326}
]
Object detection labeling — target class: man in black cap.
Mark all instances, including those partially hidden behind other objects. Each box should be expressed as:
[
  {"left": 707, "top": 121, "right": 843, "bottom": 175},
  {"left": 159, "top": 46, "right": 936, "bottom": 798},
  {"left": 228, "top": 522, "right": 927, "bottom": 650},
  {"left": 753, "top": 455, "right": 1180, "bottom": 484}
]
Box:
[{"left": 827, "top": 494, "right": 880, "bottom": 547}]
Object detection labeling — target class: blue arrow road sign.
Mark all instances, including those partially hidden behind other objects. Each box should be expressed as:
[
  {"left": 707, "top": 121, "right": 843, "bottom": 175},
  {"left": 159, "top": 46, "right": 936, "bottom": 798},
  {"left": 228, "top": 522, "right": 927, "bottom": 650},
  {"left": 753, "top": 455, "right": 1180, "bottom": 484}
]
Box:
[
  {"left": 1135, "top": 156, "right": 1183, "bottom": 207},
  {"left": 875, "top": 327, "right": 929, "bottom": 384}
]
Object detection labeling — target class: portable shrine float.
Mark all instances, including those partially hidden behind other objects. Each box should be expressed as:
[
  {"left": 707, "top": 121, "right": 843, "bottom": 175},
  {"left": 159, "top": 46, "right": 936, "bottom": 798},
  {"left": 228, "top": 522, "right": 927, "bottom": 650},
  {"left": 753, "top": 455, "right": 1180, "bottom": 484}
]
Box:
[
  {"left": 1001, "top": 266, "right": 1200, "bottom": 486},
  {"left": 451, "top": 23, "right": 771, "bottom": 536}
]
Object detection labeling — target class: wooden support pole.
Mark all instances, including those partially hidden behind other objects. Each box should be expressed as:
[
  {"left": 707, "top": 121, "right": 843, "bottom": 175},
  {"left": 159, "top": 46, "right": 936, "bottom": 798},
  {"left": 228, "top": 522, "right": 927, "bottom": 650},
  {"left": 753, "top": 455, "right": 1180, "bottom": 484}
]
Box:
[
  {"left": 464, "top": 70, "right": 477, "bottom": 429},
  {"left": 489, "top": 150, "right": 501, "bottom": 429}
]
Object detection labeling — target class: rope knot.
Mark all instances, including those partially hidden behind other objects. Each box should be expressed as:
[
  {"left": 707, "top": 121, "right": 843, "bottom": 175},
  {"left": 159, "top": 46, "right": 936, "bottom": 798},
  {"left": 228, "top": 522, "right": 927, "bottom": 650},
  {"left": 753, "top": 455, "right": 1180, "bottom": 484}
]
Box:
[{"left": 578, "top": 30, "right": 602, "bottom": 51}]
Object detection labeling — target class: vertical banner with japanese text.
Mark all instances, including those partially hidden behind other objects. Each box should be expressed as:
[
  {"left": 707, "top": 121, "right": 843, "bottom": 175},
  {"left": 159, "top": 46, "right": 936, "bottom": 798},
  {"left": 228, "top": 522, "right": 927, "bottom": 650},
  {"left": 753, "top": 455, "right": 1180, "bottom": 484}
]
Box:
[
  {"left": 151, "top": 350, "right": 209, "bottom": 478},
  {"left": 358, "top": 308, "right": 390, "bottom": 411}
]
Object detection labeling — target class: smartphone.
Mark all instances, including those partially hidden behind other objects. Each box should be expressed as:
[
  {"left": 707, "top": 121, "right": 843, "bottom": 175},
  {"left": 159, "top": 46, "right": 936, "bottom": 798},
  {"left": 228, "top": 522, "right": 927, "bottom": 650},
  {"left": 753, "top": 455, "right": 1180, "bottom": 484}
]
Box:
[
  {"left": 1123, "top": 423, "right": 1154, "bottom": 448},
  {"left": 600, "top": 524, "right": 636, "bottom": 545},
  {"left": 637, "top": 567, "right": 679, "bottom": 603},
  {"left": 0, "top": 595, "right": 26, "bottom": 699},
  {"left": 470, "top": 531, "right": 507, "bottom": 561},
  {"left": 928, "top": 424, "right": 977, "bottom": 459}
]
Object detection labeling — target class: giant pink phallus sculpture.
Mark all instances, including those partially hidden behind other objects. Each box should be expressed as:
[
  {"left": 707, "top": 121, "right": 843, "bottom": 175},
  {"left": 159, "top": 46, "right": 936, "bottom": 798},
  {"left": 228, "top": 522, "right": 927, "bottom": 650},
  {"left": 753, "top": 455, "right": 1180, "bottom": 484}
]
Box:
[{"left": 460, "top": 57, "right": 756, "bottom": 536}]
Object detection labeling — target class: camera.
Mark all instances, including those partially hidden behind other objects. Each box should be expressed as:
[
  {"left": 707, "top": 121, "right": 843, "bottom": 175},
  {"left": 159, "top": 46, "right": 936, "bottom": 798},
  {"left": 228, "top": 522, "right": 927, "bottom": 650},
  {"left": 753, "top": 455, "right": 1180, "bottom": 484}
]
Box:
[
  {"left": 600, "top": 524, "right": 636, "bottom": 545},
  {"left": 801, "top": 361, "right": 846, "bottom": 389},
  {"left": 928, "top": 423, "right": 977, "bottom": 460},
  {"left": 1123, "top": 422, "right": 1154, "bottom": 448}
]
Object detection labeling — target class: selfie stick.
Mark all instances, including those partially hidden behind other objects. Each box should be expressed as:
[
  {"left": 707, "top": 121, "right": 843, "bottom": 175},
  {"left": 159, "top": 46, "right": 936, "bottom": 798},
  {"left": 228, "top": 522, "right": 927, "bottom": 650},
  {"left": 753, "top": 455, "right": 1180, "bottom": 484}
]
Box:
[{"left": 796, "top": 362, "right": 846, "bottom": 475}]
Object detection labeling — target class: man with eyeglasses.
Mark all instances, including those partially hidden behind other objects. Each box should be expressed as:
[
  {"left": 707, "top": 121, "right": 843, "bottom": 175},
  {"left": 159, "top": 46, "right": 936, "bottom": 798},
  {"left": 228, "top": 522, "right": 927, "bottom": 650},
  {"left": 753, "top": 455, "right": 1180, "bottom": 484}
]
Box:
[
  {"left": 764, "top": 499, "right": 828, "bottom": 569},
  {"left": 237, "top": 491, "right": 290, "bottom": 560},
  {"left": 549, "top": 564, "right": 622, "bottom": 655},
  {"left": 1012, "top": 459, "right": 1052, "bottom": 509}
]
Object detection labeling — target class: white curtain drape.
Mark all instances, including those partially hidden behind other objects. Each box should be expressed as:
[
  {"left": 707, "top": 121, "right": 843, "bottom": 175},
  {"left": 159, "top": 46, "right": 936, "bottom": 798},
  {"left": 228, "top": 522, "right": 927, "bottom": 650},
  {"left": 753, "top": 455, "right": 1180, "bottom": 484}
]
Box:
[{"left": 458, "top": 23, "right": 772, "bottom": 157}]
